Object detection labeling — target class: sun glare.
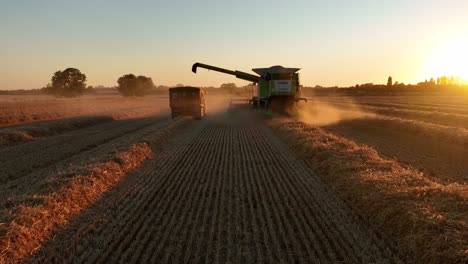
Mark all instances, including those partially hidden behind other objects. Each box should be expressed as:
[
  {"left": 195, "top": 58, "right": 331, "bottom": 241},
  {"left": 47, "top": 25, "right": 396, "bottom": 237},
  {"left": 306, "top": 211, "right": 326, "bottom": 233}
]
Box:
[{"left": 426, "top": 35, "right": 468, "bottom": 82}]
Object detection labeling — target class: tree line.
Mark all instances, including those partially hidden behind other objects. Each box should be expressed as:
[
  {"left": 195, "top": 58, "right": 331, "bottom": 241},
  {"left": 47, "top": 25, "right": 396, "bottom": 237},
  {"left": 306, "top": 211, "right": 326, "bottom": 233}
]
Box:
[
  {"left": 41, "top": 68, "right": 156, "bottom": 98},
  {"left": 426, "top": 76, "right": 464, "bottom": 87},
  {"left": 40, "top": 68, "right": 257, "bottom": 97},
  {"left": 38, "top": 68, "right": 468, "bottom": 98},
  {"left": 347, "top": 75, "right": 467, "bottom": 91}
]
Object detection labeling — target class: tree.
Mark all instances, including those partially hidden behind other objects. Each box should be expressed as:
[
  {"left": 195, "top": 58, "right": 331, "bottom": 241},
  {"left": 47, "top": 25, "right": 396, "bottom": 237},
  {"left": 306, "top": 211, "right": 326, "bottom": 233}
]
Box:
[
  {"left": 439, "top": 76, "right": 448, "bottom": 86},
  {"left": 387, "top": 76, "right": 392, "bottom": 87},
  {"left": 135, "top": 75, "right": 155, "bottom": 96},
  {"left": 117, "top": 74, "right": 155, "bottom": 97},
  {"left": 46, "top": 68, "right": 87, "bottom": 97},
  {"left": 117, "top": 74, "right": 137, "bottom": 96}
]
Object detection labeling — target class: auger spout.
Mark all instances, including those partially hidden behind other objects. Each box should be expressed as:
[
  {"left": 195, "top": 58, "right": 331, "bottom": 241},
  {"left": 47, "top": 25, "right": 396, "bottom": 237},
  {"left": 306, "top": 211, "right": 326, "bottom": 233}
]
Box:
[{"left": 192, "top": 62, "right": 260, "bottom": 83}]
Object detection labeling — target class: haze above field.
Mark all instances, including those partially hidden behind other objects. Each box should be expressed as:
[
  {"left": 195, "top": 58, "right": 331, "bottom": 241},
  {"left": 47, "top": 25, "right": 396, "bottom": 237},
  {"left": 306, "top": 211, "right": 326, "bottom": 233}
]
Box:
[{"left": 2, "top": 0, "right": 467, "bottom": 90}]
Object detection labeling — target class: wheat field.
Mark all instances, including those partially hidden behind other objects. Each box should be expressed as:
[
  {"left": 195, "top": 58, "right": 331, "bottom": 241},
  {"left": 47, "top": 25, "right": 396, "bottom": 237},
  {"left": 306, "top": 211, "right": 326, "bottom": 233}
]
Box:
[{"left": 0, "top": 94, "right": 466, "bottom": 263}]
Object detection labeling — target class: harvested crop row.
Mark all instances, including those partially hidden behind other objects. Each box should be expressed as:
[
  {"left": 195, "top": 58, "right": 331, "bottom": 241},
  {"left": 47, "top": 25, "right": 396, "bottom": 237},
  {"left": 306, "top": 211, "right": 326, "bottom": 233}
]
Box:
[
  {"left": 0, "top": 95, "right": 169, "bottom": 126},
  {"left": 0, "top": 118, "right": 191, "bottom": 263},
  {"left": 26, "top": 120, "right": 209, "bottom": 263},
  {"left": 0, "top": 116, "right": 166, "bottom": 183},
  {"left": 324, "top": 117, "right": 468, "bottom": 183},
  {"left": 312, "top": 98, "right": 468, "bottom": 116},
  {"left": 269, "top": 119, "right": 468, "bottom": 263},
  {"left": 404, "top": 101, "right": 468, "bottom": 109},
  {"left": 0, "top": 116, "right": 186, "bottom": 212},
  {"left": 318, "top": 100, "right": 468, "bottom": 129},
  {"left": 362, "top": 105, "right": 468, "bottom": 129},
  {"left": 351, "top": 101, "right": 468, "bottom": 115},
  {"left": 29, "top": 116, "right": 399, "bottom": 263},
  {"left": 361, "top": 115, "right": 468, "bottom": 148},
  {"left": 0, "top": 144, "right": 153, "bottom": 263},
  {"left": 296, "top": 99, "right": 468, "bottom": 148},
  {"left": 0, "top": 116, "right": 114, "bottom": 147},
  {"left": 313, "top": 96, "right": 468, "bottom": 108}
]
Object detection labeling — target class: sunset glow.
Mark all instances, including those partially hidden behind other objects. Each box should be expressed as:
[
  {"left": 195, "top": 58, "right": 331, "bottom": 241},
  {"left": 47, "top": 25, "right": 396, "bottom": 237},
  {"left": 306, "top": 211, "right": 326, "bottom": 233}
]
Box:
[
  {"left": 2, "top": 0, "right": 468, "bottom": 89},
  {"left": 425, "top": 35, "right": 468, "bottom": 81}
]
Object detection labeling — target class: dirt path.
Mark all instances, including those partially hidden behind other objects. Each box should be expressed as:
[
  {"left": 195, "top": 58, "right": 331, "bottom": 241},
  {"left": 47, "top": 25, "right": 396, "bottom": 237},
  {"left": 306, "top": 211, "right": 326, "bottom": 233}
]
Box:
[{"left": 29, "top": 112, "right": 400, "bottom": 263}]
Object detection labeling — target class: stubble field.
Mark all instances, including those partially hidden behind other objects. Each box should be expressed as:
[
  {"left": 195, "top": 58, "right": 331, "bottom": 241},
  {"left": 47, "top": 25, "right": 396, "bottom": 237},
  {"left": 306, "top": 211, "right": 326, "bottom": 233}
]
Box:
[{"left": 0, "top": 94, "right": 466, "bottom": 263}]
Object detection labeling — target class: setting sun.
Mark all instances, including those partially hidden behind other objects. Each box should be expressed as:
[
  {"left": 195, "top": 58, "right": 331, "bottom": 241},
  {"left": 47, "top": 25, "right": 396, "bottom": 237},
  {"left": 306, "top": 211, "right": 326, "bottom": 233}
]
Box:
[{"left": 426, "top": 35, "right": 468, "bottom": 82}]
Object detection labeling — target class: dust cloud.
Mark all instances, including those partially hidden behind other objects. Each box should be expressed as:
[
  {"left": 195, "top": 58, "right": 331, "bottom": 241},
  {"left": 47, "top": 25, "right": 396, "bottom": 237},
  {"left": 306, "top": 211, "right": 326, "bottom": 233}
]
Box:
[
  {"left": 291, "top": 98, "right": 374, "bottom": 126},
  {"left": 204, "top": 95, "right": 374, "bottom": 126},
  {"left": 205, "top": 96, "right": 232, "bottom": 114}
]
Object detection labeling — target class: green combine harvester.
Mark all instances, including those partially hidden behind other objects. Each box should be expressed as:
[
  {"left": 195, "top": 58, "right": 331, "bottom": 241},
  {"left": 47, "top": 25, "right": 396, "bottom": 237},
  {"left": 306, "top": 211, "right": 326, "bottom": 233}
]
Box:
[{"left": 192, "top": 62, "right": 307, "bottom": 112}]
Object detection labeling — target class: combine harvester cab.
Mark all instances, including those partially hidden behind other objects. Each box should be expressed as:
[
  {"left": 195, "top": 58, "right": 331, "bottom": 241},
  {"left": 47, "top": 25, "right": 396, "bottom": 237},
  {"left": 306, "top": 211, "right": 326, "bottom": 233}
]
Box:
[
  {"left": 169, "top": 86, "right": 206, "bottom": 119},
  {"left": 192, "top": 62, "right": 307, "bottom": 113}
]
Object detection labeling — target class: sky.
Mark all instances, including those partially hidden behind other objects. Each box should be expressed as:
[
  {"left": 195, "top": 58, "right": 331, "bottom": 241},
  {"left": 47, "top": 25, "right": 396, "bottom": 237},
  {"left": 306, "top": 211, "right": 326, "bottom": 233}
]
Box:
[{"left": 1, "top": 0, "right": 467, "bottom": 90}]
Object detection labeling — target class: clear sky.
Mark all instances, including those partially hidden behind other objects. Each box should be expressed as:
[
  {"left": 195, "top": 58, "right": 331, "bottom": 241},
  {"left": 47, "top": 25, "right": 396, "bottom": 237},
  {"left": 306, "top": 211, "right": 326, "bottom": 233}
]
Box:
[{"left": 1, "top": 0, "right": 467, "bottom": 90}]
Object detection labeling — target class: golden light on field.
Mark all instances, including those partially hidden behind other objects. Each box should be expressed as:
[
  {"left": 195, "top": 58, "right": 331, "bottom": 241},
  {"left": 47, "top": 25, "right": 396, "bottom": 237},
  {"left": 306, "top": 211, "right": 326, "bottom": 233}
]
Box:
[{"left": 425, "top": 35, "right": 468, "bottom": 82}]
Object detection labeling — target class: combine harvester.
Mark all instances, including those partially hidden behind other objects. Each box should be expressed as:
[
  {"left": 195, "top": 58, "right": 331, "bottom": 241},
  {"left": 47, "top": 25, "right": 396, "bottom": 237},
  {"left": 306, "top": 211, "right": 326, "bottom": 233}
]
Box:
[{"left": 192, "top": 62, "right": 307, "bottom": 113}]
